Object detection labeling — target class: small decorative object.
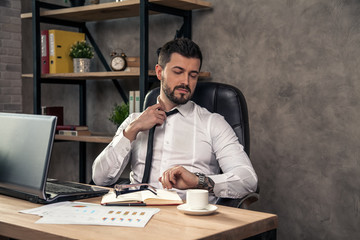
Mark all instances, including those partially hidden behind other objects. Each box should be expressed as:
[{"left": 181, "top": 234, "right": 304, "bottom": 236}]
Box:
[
  {"left": 73, "top": 58, "right": 90, "bottom": 73},
  {"left": 110, "top": 50, "right": 127, "bottom": 71},
  {"left": 69, "top": 40, "right": 94, "bottom": 73},
  {"left": 109, "top": 102, "right": 129, "bottom": 127}
]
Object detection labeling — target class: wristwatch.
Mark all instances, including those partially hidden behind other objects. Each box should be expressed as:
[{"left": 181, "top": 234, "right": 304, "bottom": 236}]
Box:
[{"left": 194, "top": 172, "right": 206, "bottom": 189}]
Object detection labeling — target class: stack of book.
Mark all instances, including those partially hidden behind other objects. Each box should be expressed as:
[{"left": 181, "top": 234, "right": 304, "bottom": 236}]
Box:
[
  {"left": 126, "top": 57, "right": 140, "bottom": 68},
  {"left": 129, "top": 90, "right": 140, "bottom": 114},
  {"left": 122, "top": 57, "right": 140, "bottom": 74},
  {"left": 56, "top": 125, "right": 91, "bottom": 136}
]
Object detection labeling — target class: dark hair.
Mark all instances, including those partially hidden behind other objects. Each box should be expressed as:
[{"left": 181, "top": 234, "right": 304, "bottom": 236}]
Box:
[{"left": 158, "top": 38, "right": 202, "bottom": 70}]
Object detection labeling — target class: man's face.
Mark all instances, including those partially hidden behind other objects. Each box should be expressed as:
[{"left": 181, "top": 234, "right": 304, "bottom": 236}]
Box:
[{"left": 157, "top": 53, "right": 201, "bottom": 105}]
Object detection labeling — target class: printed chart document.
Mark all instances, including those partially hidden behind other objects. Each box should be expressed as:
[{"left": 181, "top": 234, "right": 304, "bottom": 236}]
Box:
[
  {"left": 20, "top": 202, "right": 159, "bottom": 228},
  {"left": 101, "top": 189, "right": 183, "bottom": 206}
]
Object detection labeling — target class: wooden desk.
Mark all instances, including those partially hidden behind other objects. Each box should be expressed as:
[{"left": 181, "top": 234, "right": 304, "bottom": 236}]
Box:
[{"left": 0, "top": 195, "right": 277, "bottom": 240}]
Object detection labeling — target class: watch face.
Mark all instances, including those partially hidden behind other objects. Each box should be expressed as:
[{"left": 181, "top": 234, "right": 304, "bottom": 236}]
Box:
[{"left": 111, "top": 56, "right": 126, "bottom": 71}]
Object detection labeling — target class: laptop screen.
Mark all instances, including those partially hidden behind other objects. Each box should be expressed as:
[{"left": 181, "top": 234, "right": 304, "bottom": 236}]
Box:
[{"left": 0, "top": 113, "right": 56, "bottom": 200}]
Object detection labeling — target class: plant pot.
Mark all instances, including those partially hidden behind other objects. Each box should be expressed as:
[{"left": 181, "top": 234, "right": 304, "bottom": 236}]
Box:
[
  {"left": 73, "top": 58, "right": 90, "bottom": 73},
  {"left": 70, "top": 0, "right": 85, "bottom": 7}
]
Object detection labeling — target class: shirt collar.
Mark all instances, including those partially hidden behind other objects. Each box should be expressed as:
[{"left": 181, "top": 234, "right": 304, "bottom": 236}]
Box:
[
  {"left": 174, "top": 100, "right": 194, "bottom": 117},
  {"left": 156, "top": 96, "right": 194, "bottom": 117}
]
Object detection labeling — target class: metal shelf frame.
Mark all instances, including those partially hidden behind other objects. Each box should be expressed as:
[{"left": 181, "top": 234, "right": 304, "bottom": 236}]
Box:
[{"left": 31, "top": 0, "right": 193, "bottom": 183}]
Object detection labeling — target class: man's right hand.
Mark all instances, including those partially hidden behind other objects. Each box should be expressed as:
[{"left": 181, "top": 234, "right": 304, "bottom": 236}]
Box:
[{"left": 123, "top": 103, "right": 167, "bottom": 142}]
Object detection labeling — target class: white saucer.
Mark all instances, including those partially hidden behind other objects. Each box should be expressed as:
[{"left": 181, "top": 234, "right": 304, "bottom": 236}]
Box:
[{"left": 177, "top": 204, "right": 218, "bottom": 216}]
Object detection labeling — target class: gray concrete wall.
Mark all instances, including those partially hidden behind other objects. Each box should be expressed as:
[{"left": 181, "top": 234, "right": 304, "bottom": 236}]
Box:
[{"left": 21, "top": 0, "right": 360, "bottom": 239}]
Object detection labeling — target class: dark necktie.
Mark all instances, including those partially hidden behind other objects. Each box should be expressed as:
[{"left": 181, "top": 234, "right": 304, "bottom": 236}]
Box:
[{"left": 141, "top": 109, "right": 179, "bottom": 184}]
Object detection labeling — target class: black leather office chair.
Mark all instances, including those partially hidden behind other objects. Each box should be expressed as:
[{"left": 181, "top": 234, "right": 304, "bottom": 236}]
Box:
[{"left": 144, "top": 82, "right": 259, "bottom": 209}]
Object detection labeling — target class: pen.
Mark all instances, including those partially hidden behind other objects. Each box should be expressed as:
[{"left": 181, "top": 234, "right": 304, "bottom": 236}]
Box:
[{"left": 103, "top": 203, "right": 147, "bottom": 207}]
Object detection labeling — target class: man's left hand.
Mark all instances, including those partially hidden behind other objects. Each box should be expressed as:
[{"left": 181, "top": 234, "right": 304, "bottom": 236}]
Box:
[{"left": 158, "top": 165, "right": 198, "bottom": 190}]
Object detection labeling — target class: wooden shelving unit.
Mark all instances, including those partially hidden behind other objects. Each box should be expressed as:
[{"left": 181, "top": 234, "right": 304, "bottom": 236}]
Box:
[
  {"left": 22, "top": 70, "right": 210, "bottom": 81},
  {"left": 55, "top": 133, "right": 113, "bottom": 144},
  {"left": 21, "top": 0, "right": 211, "bottom": 21},
  {"left": 22, "top": 0, "right": 211, "bottom": 182}
]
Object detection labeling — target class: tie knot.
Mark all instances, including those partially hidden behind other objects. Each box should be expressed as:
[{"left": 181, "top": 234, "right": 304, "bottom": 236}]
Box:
[{"left": 166, "top": 109, "right": 179, "bottom": 116}]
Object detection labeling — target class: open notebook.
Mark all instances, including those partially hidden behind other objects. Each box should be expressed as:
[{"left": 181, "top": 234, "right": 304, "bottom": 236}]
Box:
[{"left": 0, "top": 112, "right": 108, "bottom": 204}]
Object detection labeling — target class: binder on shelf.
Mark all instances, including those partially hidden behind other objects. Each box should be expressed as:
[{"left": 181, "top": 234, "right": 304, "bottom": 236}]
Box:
[
  {"left": 129, "top": 90, "right": 135, "bottom": 114},
  {"left": 135, "top": 90, "right": 140, "bottom": 112},
  {"left": 42, "top": 106, "right": 64, "bottom": 126},
  {"left": 41, "top": 30, "right": 49, "bottom": 74},
  {"left": 48, "top": 29, "right": 85, "bottom": 73}
]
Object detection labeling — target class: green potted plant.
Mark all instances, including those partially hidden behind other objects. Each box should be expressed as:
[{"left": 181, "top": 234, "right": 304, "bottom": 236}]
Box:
[
  {"left": 109, "top": 102, "right": 129, "bottom": 127},
  {"left": 69, "top": 40, "right": 94, "bottom": 72}
]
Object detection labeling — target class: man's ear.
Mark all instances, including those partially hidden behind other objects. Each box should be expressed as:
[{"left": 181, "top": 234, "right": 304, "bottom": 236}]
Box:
[{"left": 155, "top": 64, "right": 163, "bottom": 80}]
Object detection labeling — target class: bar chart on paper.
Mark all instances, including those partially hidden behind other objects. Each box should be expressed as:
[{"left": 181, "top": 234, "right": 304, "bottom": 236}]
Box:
[{"left": 21, "top": 202, "right": 160, "bottom": 227}]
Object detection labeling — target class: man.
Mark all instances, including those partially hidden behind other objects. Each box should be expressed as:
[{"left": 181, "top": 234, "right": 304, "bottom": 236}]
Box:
[{"left": 92, "top": 38, "right": 257, "bottom": 204}]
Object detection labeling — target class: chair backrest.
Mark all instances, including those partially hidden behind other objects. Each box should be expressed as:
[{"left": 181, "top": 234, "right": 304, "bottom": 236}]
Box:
[{"left": 143, "top": 82, "right": 250, "bottom": 155}]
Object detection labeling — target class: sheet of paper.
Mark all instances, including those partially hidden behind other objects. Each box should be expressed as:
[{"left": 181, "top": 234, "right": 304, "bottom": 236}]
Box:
[
  {"left": 20, "top": 201, "right": 72, "bottom": 216},
  {"left": 21, "top": 202, "right": 160, "bottom": 227}
]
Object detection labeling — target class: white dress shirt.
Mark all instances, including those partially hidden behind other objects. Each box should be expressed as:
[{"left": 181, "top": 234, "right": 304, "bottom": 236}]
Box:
[{"left": 92, "top": 100, "right": 258, "bottom": 203}]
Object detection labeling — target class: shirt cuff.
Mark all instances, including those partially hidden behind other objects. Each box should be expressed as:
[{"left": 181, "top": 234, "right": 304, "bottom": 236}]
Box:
[
  {"left": 208, "top": 174, "right": 229, "bottom": 197},
  {"left": 209, "top": 172, "right": 251, "bottom": 199}
]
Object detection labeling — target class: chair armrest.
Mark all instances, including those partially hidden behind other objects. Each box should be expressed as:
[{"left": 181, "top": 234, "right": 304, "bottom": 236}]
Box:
[{"left": 215, "top": 192, "right": 259, "bottom": 209}]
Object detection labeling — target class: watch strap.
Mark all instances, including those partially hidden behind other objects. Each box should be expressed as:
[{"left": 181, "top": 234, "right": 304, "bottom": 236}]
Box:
[
  {"left": 194, "top": 172, "right": 215, "bottom": 193},
  {"left": 194, "top": 172, "right": 206, "bottom": 188}
]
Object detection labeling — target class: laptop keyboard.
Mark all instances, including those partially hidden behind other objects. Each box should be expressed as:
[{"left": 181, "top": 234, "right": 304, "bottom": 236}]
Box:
[{"left": 46, "top": 181, "right": 87, "bottom": 194}]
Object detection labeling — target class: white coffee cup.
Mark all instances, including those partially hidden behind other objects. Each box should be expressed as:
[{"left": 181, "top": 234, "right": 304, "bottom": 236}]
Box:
[{"left": 186, "top": 189, "right": 209, "bottom": 210}]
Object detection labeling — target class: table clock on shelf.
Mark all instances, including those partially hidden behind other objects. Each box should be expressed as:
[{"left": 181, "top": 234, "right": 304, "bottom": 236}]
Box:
[{"left": 110, "top": 50, "right": 127, "bottom": 71}]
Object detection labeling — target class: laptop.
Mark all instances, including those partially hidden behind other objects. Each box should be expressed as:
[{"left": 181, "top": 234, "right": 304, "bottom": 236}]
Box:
[{"left": 0, "top": 112, "right": 109, "bottom": 204}]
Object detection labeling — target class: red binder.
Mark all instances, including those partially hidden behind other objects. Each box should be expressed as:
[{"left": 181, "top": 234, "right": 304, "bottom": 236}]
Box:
[{"left": 41, "top": 30, "right": 49, "bottom": 74}]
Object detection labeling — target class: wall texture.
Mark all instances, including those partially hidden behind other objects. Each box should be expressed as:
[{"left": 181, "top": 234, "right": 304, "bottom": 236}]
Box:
[
  {"left": 21, "top": 0, "right": 360, "bottom": 239},
  {"left": 0, "top": 0, "right": 22, "bottom": 112}
]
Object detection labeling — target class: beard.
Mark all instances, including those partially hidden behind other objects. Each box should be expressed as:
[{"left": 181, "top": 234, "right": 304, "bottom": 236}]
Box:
[{"left": 162, "top": 77, "right": 192, "bottom": 105}]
